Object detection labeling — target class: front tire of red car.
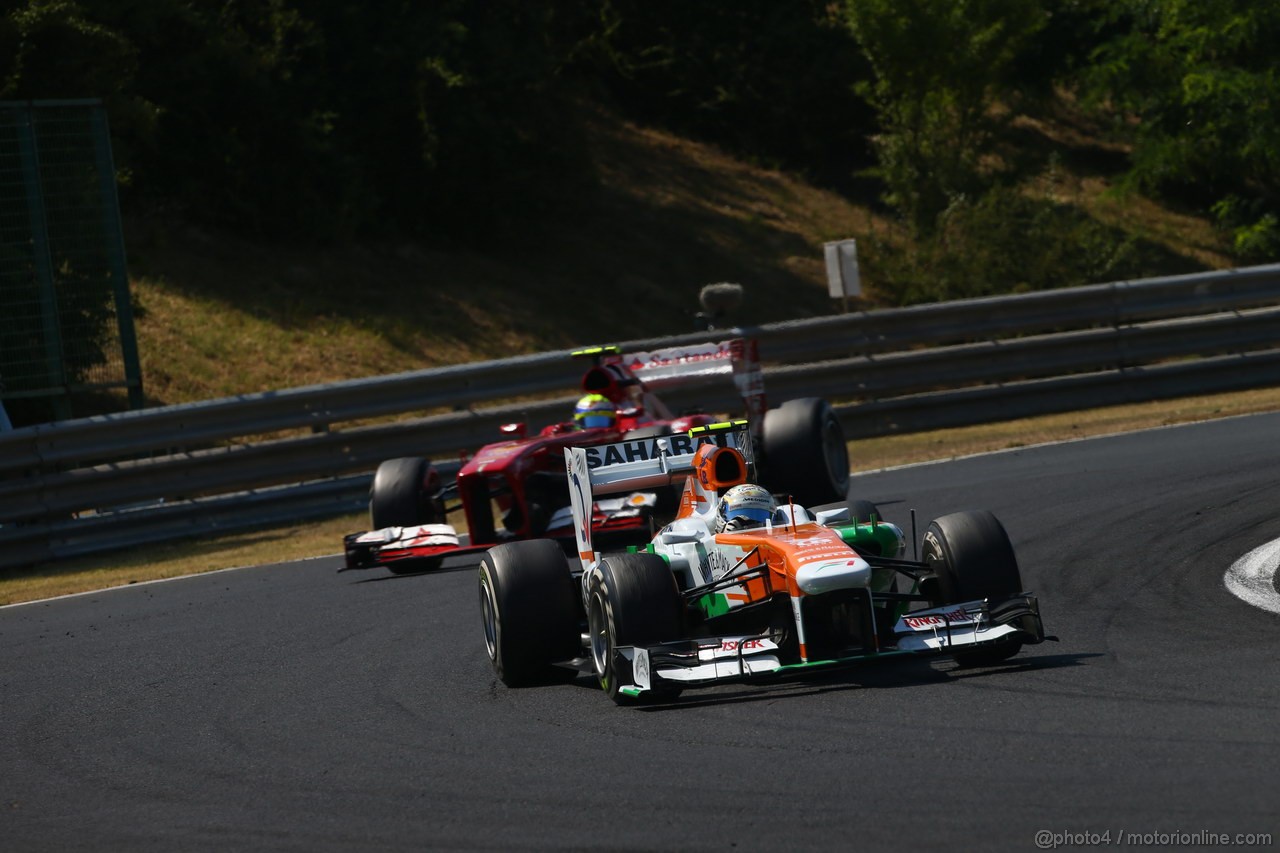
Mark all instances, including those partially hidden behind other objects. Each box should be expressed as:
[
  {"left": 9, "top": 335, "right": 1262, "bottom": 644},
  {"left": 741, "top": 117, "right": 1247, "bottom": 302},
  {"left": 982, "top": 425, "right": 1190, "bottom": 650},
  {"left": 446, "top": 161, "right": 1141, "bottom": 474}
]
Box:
[
  {"left": 370, "top": 457, "right": 445, "bottom": 529},
  {"left": 479, "top": 540, "right": 580, "bottom": 687}
]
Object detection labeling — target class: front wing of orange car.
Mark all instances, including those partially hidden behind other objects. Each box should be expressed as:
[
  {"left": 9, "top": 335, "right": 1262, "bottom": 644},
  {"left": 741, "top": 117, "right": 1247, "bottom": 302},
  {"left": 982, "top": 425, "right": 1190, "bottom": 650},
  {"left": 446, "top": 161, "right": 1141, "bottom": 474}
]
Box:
[{"left": 608, "top": 593, "right": 1049, "bottom": 700}]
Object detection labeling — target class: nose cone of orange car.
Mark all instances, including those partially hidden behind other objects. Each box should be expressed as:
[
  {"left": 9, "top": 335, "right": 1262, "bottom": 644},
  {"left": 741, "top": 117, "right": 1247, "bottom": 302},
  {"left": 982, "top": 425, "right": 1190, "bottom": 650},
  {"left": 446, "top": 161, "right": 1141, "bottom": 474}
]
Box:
[{"left": 794, "top": 556, "right": 872, "bottom": 595}]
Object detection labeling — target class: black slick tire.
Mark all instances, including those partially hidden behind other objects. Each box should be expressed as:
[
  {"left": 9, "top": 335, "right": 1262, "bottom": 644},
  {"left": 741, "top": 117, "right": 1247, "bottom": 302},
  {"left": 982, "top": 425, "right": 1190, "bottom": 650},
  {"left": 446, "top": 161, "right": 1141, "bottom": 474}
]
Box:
[
  {"left": 586, "top": 553, "right": 683, "bottom": 704},
  {"left": 920, "top": 510, "right": 1024, "bottom": 667},
  {"left": 850, "top": 499, "right": 880, "bottom": 525},
  {"left": 760, "top": 398, "right": 849, "bottom": 507},
  {"left": 370, "top": 457, "right": 444, "bottom": 529},
  {"left": 478, "top": 540, "right": 580, "bottom": 687}
]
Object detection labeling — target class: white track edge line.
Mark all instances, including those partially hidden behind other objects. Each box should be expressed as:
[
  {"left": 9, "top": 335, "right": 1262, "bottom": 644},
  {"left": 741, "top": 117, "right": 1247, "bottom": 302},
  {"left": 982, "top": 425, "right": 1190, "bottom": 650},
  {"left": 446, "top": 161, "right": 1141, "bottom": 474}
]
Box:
[{"left": 1224, "top": 538, "right": 1280, "bottom": 616}]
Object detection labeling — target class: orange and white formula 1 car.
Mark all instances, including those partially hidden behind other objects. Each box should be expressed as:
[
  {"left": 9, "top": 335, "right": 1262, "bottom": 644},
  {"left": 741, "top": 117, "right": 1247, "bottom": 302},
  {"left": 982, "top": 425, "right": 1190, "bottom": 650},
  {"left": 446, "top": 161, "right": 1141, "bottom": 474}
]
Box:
[{"left": 478, "top": 421, "right": 1050, "bottom": 704}]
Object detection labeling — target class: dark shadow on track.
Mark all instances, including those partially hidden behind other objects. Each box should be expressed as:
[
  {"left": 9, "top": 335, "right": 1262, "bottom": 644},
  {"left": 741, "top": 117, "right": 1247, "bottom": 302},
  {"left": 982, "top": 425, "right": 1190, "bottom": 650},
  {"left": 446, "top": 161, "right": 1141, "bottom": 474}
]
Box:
[{"left": 937, "top": 652, "right": 1104, "bottom": 681}]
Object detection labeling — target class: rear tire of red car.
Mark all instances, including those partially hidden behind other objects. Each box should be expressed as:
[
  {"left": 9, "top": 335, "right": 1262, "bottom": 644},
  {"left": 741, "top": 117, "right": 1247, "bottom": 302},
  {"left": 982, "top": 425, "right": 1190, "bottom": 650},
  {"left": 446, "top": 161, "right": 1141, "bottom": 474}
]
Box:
[
  {"left": 921, "top": 510, "right": 1024, "bottom": 667},
  {"left": 370, "top": 457, "right": 445, "bottom": 529},
  {"left": 760, "top": 397, "right": 849, "bottom": 508},
  {"left": 479, "top": 540, "right": 580, "bottom": 687},
  {"left": 587, "top": 553, "right": 683, "bottom": 704}
]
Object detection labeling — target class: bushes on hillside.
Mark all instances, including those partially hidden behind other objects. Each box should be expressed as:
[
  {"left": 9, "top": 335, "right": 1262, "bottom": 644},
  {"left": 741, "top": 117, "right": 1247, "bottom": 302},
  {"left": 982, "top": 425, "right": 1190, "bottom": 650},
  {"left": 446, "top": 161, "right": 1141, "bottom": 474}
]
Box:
[
  {"left": 2, "top": 1, "right": 605, "bottom": 239},
  {"left": 1081, "top": 1, "right": 1280, "bottom": 262},
  {"left": 1, "top": 0, "right": 1274, "bottom": 295},
  {"left": 861, "top": 186, "right": 1199, "bottom": 305}
]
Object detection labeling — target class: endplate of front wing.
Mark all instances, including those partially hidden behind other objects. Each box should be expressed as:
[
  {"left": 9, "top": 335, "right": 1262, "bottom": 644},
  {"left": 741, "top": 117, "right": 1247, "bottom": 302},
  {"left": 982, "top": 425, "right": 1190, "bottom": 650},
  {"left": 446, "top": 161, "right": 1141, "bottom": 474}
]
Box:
[{"left": 891, "top": 594, "right": 1046, "bottom": 652}]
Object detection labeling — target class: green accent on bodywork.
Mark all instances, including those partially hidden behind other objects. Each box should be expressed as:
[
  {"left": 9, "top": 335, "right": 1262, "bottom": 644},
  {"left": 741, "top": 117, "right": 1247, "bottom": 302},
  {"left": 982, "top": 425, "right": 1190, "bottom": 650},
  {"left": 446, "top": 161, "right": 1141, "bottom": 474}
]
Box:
[
  {"left": 628, "top": 544, "right": 668, "bottom": 566},
  {"left": 695, "top": 592, "right": 732, "bottom": 618},
  {"left": 775, "top": 659, "right": 842, "bottom": 671},
  {"left": 620, "top": 686, "right": 642, "bottom": 697},
  {"left": 832, "top": 519, "right": 912, "bottom": 622},
  {"left": 834, "top": 521, "right": 904, "bottom": 558}
]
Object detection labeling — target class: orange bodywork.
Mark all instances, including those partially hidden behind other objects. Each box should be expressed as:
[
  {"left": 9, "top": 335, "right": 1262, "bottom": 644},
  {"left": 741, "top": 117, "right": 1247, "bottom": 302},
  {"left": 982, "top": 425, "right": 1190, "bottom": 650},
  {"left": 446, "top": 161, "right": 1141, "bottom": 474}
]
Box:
[
  {"left": 675, "top": 442, "right": 858, "bottom": 607},
  {"left": 675, "top": 481, "right": 710, "bottom": 520},
  {"left": 711, "top": 523, "right": 858, "bottom": 662},
  {"left": 676, "top": 443, "right": 748, "bottom": 519},
  {"left": 713, "top": 522, "right": 854, "bottom": 603}
]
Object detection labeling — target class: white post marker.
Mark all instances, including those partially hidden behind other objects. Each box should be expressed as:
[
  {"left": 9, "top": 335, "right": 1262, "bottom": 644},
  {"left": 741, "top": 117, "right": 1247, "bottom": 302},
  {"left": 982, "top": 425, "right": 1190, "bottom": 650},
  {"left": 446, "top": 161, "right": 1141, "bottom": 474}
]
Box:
[
  {"left": 1224, "top": 538, "right": 1280, "bottom": 615},
  {"left": 823, "top": 238, "right": 861, "bottom": 312}
]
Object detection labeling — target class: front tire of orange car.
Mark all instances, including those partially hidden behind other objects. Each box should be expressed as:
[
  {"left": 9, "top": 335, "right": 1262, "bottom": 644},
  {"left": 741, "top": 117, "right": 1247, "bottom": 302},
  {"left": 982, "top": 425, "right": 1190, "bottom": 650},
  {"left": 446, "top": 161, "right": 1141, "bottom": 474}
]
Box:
[{"left": 586, "top": 553, "right": 683, "bottom": 704}]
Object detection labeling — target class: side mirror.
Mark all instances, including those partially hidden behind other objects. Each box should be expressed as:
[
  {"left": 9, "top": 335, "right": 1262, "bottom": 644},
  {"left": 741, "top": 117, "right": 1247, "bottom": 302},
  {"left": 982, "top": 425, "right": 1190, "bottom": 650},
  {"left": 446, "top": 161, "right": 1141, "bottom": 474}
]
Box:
[
  {"left": 499, "top": 422, "right": 527, "bottom": 439},
  {"left": 814, "top": 507, "right": 849, "bottom": 526}
]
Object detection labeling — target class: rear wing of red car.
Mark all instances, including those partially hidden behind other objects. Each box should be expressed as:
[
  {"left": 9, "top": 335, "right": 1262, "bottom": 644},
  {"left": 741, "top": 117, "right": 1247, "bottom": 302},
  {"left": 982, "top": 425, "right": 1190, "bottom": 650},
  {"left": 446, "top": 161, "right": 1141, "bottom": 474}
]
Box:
[{"left": 576, "top": 338, "right": 766, "bottom": 439}]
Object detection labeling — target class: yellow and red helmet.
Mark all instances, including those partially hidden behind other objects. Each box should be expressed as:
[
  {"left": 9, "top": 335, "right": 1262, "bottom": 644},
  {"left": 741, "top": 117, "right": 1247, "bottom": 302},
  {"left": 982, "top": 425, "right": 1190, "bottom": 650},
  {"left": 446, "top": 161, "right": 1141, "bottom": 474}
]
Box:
[{"left": 573, "top": 393, "right": 617, "bottom": 429}]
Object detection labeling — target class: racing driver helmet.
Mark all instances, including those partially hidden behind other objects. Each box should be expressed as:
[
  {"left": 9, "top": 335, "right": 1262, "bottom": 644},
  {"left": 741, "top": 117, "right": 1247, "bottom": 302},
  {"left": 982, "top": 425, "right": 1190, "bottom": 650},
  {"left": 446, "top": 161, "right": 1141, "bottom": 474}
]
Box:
[
  {"left": 574, "top": 393, "right": 617, "bottom": 429},
  {"left": 714, "top": 483, "right": 777, "bottom": 533}
]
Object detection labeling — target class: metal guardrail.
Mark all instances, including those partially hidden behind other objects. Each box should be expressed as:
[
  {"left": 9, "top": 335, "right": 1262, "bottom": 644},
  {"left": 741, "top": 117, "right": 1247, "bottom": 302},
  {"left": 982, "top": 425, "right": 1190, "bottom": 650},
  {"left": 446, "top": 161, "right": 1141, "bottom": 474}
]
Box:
[{"left": 3, "top": 263, "right": 1280, "bottom": 569}]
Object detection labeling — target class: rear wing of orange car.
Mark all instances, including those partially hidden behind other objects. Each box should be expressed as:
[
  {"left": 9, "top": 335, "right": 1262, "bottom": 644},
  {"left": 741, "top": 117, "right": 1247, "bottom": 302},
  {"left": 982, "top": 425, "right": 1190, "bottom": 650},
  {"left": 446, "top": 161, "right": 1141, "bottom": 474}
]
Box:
[{"left": 564, "top": 420, "right": 753, "bottom": 571}]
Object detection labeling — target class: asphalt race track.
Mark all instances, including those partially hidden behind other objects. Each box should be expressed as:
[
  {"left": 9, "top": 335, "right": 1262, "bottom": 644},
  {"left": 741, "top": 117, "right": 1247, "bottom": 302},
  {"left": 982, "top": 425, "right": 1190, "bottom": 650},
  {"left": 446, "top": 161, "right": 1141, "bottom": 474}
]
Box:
[{"left": 4, "top": 413, "right": 1280, "bottom": 851}]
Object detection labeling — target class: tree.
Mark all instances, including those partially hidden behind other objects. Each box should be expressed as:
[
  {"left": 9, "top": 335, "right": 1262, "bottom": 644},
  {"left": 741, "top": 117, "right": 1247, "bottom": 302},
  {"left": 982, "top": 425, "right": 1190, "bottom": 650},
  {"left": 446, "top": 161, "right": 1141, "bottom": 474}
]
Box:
[
  {"left": 845, "top": 0, "right": 1047, "bottom": 235},
  {"left": 596, "top": 1, "right": 874, "bottom": 183},
  {"left": 1083, "top": 0, "right": 1280, "bottom": 259}
]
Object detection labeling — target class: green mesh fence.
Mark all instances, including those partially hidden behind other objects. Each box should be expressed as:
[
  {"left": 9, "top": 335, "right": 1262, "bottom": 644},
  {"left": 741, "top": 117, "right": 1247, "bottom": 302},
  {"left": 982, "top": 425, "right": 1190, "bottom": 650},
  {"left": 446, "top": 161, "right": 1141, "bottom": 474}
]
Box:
[{"left": 0, "top": 99, "right": 141, "bottom": 425}]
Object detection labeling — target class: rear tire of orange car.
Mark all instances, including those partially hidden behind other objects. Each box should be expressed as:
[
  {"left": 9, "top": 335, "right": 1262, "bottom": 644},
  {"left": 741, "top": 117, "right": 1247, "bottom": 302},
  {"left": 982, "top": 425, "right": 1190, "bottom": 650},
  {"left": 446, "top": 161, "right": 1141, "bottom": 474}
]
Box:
[
  {"left": 760, "top": 397, "right": 849, "bottom": 508},
  {"left": 921, "top": 510, "right": 1024, "bottom": 667},
  {"left": 479, "top": 540, "right": 580, "bottom": 687},
  {"left": 587, "top": 553, "right": 683, "bottom": 704}
]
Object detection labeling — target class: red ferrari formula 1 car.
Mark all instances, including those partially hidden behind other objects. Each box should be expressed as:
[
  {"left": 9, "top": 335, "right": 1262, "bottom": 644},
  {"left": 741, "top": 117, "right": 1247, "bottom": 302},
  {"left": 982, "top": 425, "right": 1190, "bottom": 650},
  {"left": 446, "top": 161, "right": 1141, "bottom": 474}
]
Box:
[{"left": 342, "top": 339, "right": 851, "bottom": 574}]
